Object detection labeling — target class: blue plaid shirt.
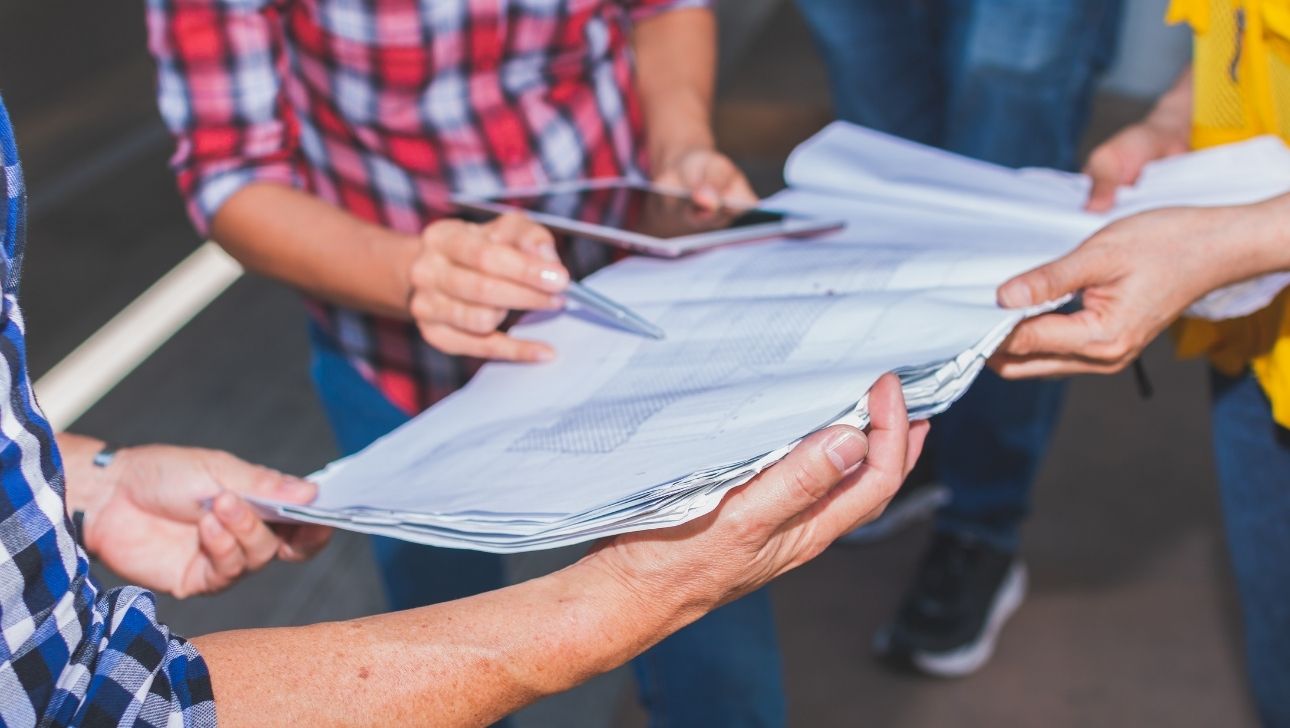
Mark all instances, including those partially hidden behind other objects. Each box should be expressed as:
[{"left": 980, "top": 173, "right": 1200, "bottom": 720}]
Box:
[{"left": 0, "top": 97, "right": 216, "bottom": 726}]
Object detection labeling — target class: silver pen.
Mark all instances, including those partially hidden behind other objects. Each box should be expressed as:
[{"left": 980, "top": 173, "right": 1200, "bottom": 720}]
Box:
[{"left": 564, "top": 281, "right": 665, "bottom": 340}]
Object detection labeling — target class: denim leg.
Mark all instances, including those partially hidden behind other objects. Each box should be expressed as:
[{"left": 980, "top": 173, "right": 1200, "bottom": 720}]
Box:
[
  {"left": 921, "top": 0, "right": 1122, "bottom": 550},
  {"left": 941, "top": 0, "right": 1124, "bottom": 170},
  {"left": 1209, "top": 370, "right": 1290, "bottom": 728},
  {"left": 929, "top": 370, "right": 1064, "bottom": 551},
  {"left": 631, "top": 588, "right": 785, "bottom": 728},
  {"left": 307, "top": 329, "right": 508, "bottom": 614},
  {"left": 793, "top": 0, "right": 944, "bottom": 144}
]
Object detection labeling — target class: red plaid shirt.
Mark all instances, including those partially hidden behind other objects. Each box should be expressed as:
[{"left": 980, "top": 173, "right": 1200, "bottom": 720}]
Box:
[{"left": 147, "top": 0, "right": 706, "bottom": 413}]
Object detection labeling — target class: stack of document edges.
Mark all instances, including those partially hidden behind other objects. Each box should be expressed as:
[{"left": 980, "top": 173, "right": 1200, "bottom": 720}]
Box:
[
  {"left": 256, "top": 124, "right": 1290, "bottom": 553},
  {"left": 266, "top": 310, "right": 1040, "bottom": 553}
]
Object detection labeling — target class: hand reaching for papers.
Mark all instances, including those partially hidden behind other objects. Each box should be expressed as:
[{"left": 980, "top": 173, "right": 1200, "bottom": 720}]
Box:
[
  {"left": 653, "top": 146, "right": 758, "bottom": 210},
  {"left": 411, "top": 212, "right": 569, "bottom": 362},
  {"left": 1083, "top": 68, "right": 1192, "bottom": 212},
  {"left": 586, "top": 374, "right": 927, "bottom": 614},
  {"left": 991, "top": 201, "right": 1290, "bottom": 378},
  {"left": 1083, "top": 118, "right": 1191, "bottom": 213},
  {"left": 64, "top": 437, "right": 332, "bottom": 598}
]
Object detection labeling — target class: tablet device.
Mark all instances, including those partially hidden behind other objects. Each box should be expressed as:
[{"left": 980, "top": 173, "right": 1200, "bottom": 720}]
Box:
[{"left": 453, "top": 178, "right": 844, "bottom": 257}]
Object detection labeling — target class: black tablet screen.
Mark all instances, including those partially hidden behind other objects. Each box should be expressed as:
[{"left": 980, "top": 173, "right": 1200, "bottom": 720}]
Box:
[{"left": 493, "top": 184, "right": 786, "bottom": 240}]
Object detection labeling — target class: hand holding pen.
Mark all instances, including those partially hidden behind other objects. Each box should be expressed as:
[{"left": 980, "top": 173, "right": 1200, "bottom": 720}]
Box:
[{"left": 408, "top": 212, "right": 663, "bottom": 363}]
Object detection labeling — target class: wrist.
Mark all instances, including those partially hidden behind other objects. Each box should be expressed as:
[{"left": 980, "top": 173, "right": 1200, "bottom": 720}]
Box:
[
  {"left": 575, "top": 548, "right": 714, "bottom": 639},
  {"left": 1144, "top": 76, "right": 1193, "bottom": 148},
  {"left": 1180, "top": 201, "right": 1290, "bottom": 296},
  {"left": 1141, "top": 112, "right": 1191, "bottom": 150},
  {"left": 377, "top": 229, "right": 424, "bottom": 321},
  {"left": 1240, "top": 194, "right": 1290, "bottom": 278},
  {"left": 60, "top": 435, "right": 126, "bottom": 556},
  {"left": 647, "top": 115, "right": 715, "bottom": 174}
]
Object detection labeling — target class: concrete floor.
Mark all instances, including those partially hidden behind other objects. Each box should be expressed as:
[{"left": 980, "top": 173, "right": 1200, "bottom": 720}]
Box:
[{"left": 0, "top": 0, "right": 1262, "bottom": 725}]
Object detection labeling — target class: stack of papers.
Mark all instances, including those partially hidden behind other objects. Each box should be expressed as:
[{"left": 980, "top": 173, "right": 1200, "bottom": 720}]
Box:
[{"left": 256, "top": 124, "right": 1290, "bottom": 552}]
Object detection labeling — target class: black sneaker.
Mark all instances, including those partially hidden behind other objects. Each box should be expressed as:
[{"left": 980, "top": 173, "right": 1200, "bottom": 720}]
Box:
[{"left": 872, "top": 531, "right": 1026, "bottom": 677}]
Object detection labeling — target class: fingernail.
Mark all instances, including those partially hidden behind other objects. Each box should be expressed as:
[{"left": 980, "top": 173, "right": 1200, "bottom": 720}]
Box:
[
  {"left": 823, "top": 429, "right": 867, "bottom": 472},
  {"left": 998, "top": 281, "right": 1032, "bottom": 308},
  {"left": 538, "top": 268, "right": 568, "bottom": 290},
  {"left": 276, "top": 478, "right": 316, "bottom": 502},
  {"left": 533, "top": 347, "right": 556, "bottom": 362},
  {"left": 549, "top": 295, "right": 566, "bottom": 309}
]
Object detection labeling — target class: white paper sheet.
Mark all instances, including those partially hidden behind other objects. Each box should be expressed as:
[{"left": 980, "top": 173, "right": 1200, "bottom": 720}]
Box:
[{"left": 256, "top": 123, "right": 1290, "bottom": 552}]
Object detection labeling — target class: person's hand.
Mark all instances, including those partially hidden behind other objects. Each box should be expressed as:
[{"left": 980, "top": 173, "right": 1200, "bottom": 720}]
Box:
[
  {"left": 990, "top": 205, "right": 1252, "bottom": 378},
  {"left": 587, "top": 374, "right": 927, "bottom": 615},
  {"left": 1084, "top": 116, "right": 1191, "bottom": 213},
  {"left": 653, "top": 145, "right": 758, "bottom": 210},
  {"left": 410, "top": 212, "right": 569, "bottom": 362},
  {"left": 83, "top": 446, "right": 332, "bottom": 599}
]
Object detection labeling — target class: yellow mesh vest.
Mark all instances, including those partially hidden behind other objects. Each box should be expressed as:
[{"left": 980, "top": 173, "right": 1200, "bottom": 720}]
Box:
[{"left": 1168, "top": 0, "right": 1290, "bottom": 426}]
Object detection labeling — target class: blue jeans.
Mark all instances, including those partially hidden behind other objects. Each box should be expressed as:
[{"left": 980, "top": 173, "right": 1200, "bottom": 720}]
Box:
[
  {"left": 1210, "top": 370, "right": 1290, "bottom": 727},
  {"left": 309, "top": 327, "right": 785, "bottom": 727},
  {"left": 795, "top": 0, "right": 1123, "bottom": 549}
]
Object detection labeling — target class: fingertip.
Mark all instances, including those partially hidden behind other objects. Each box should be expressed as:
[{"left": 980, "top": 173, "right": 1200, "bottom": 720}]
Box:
[
  {"left": 908, "top": 418, "right": 930, "bottom": 450},
  {"left": 872, "top": 372, "right": 907, "bottom": 414},
  {"left": 537, "top": 265, "right": 570, "bottom": 292},
  {"left": 1085, "top": 192, "right": 1115, "bottom": 213},
  {"left": 525, "top": 344, "right": 556, "bottom": 363},
  {"left": 274, "top": 477, "right": 317, "bottom": 504},
  {"left": 280, "top": 526, "right": 332, "bottom": 561},
  {"left": 200, "top": 512, "right": 233, "bottom": 549},
  {"left": 691, "top": 186, "right": 721, "bottom": 210},
  {"left": 213, "top": 492, "right": 244, "bottom": 524},
  {"left": 858, "top": 375, "right": 907, "bottom": 438}
]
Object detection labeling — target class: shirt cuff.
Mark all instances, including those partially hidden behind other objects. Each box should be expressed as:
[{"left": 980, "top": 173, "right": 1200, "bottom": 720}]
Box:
[
  {"left": 187, "top": 162, "right": 303, "bottom": 236},
  {"left": 628, "top": 0, "right": 712, "bottom": 23}
]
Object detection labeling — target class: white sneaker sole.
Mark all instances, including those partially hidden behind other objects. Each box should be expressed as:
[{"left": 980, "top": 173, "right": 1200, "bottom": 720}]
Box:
[{"left": 910, "top": 561, "right": 1028, "bottom": 678}]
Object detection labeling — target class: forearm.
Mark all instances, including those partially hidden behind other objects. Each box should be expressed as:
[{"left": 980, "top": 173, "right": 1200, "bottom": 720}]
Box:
[
  {"left": 1166, "top": 191, "right": 1290, "bottom": 300},
  {"left": 1218, "top": 192, "right": 1290, "bottom": 284},
  {"left": 210, "top": 183, "right": 420, "bottom": 319},
  {"left": 632, "top": 8, "right": 718, "bottom": 168},
  {"left": 193, "top": 554, "right": 703, "bottom": 727}
]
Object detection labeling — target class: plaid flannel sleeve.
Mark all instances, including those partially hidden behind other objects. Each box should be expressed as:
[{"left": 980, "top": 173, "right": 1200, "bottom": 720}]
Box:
[
  {"left": 621, "top": 0, "right": 711, "bottom": 23},
  {"left": 0, "top": 306, "right": 216, "bottom": 727},
  {"left": 1, "top": 112, "right": 215, "bottom": 724},
  {"left": 146, "top": 0, "right": 305, "bottom": 235}
]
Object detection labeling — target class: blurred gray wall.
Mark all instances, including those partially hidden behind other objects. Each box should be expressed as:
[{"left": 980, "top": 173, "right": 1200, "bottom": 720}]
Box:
[{"left": 1101, "top": 0, "right": 1192, "bottom": 97}]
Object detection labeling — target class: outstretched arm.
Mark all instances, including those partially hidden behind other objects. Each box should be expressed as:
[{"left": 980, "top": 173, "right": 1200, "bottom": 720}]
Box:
[
  {"left": 195, "top": 375, "right": 926, "bottom": 727},
  {"left": 992, "top": 193, "right": 1290, "bottom": 379}
]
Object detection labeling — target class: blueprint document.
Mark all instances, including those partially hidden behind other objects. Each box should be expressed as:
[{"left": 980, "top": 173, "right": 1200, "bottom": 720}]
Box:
[{"left": 257, "top": 124, "right": 1290, "bottom": 552}]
